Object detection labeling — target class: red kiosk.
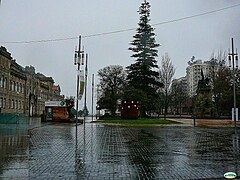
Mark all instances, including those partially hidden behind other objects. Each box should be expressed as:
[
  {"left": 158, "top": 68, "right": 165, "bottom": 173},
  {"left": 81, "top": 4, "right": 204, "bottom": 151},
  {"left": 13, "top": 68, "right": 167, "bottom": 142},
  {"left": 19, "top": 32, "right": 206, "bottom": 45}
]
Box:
[
  {"left": 45, "top": 101, "right": 69, "bottom": 122},
  {"left": 121, "top": 100, "right": 140, "bottom": 119}
]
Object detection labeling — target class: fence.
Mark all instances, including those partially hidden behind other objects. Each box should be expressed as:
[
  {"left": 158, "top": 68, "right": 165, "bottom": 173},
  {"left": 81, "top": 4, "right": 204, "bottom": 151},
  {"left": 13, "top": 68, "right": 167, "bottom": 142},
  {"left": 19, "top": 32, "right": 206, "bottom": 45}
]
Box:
[{"left": 0, "top": 113, "right": 29, "bottom": 124}]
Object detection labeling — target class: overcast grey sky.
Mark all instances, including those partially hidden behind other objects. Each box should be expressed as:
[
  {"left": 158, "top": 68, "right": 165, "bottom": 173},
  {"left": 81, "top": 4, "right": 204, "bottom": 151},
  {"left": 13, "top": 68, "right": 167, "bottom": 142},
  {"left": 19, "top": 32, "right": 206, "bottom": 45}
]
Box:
[{"left": 0, "top": 0, "right": 240, "bottom": 108}]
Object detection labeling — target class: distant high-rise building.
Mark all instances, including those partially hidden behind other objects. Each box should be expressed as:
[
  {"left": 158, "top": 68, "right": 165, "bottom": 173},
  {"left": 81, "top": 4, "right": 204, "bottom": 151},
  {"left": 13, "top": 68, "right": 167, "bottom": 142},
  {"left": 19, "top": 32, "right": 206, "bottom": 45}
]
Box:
[
  {"left": 172, "top": 76, "right": 188, "bottom": 93},
  {"left": 186, "top": 59, "right": 212, "bottom": 97}
]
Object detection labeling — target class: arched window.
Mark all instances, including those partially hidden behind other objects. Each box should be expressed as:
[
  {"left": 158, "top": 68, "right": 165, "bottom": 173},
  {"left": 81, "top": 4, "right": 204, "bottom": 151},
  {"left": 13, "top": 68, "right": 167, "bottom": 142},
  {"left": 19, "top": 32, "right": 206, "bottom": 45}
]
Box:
[
  {"left": 3, "top": 98, "right": 6, "bottom": 108},
  {"left": 8, "top": 99, "right": 11, "bottom": 109},
  {"left": 19, "top": 83, "right": 22, "bottom": 93},
  {"left": 15, "top": 100, "right": 18, "bottom": 109},
  {"left": 15, "top": 82, "right": 18, "bottom": 92},
  {"left": 11, "top": 99, "right": 14, "bottom": 109},
  {"left": 4, "top": 77, "right": 7, "bottom": 89},
  {"left": 12, "top": 82, "right": 15, "bottom": 91},
  {"left": 2, "top": 77, "right": 4, "bottom": 88},
  {"left": 0, "top": 97, "right": 3, "bottom": 108},
  {"left": 9, "top": 81, "right": 12, "bottom": 91},
  {"left": 0, "top": 76, "right": 3, "bottom": 88}
]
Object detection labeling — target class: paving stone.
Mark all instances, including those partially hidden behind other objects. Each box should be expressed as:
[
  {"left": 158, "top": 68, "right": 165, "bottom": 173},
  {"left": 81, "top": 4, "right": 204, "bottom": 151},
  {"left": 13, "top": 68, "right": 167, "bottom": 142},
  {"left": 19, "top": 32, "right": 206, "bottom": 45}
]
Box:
[{"left": 1, "top": 122, "right": 240, "bottom": 179}]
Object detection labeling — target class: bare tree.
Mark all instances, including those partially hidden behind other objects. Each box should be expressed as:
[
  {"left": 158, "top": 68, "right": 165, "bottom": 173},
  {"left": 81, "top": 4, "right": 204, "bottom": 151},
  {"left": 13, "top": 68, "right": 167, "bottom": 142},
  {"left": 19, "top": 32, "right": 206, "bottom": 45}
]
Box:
[
  {"left": 208, "top": 49, "right": 227, "bottom": 116},
  {"left": 170, "top": 80, "right": 189, "bottom": 115},
  {"left": 159, "top": 53, "right": 175, "bottom": 117},
  {"left": 209, "top": 49, "right": 227, "bottom": 66},
  {"left": 97, "top": 65, "right": 126, "bottom": 116}
]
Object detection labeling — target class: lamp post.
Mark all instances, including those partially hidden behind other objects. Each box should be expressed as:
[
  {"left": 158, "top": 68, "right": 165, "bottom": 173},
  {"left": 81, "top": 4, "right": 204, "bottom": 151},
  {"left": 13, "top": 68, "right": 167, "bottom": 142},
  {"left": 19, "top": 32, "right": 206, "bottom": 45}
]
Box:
[
  {"left": 74, "top": 36, "right": 84, "bottom": 124},
  {"left": 83, "top": 54, "right": 88, "bottom": 127},
  {"left": 96, "top": 84, "right": 100, "bottom": 120},
  {"left": 91, "top": 74, "right": 94, "bottom": 122},
  {"left": 228, "top": 38, "right": 239, "bottom": 132}
]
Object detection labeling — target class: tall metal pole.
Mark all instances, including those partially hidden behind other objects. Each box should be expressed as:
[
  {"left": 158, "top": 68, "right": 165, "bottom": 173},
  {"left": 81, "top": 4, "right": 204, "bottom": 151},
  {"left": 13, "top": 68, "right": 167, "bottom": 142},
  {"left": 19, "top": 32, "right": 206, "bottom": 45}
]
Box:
[
  {"left": 83, "top": 54, "right": 88, "bottom": 126},
  {"left": 229, "top": 38, "right": 238, "bottom": 133},
  {"left": 96, "top": 85, "right": 100, "bottom": 120},
  {"left": 92, "top": 74, "right": 94, "bottom": 122},
  {"left": 74, "top": 35, "right": 83, "bottom": 156},
  {"left": 75, "top": 36, "right": 81, "bottom": 127},
  {"left": 232, "top": 38, "right": 237, "bottom": 132}
]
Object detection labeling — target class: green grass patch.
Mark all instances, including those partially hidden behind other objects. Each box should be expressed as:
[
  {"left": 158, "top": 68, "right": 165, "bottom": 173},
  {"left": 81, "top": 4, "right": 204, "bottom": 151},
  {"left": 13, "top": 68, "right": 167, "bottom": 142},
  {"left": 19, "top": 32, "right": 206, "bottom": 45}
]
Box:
[{"left": 101, "top": 118, "right": 180, "bottom": 125}]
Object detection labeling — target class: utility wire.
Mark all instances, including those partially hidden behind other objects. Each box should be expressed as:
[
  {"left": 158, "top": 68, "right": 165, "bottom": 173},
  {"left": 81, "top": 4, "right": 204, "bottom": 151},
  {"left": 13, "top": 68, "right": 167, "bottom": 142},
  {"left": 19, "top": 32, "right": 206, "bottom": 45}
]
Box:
[
  {"left": 1, "top": 3, "right": 240, "bottom": 44},
  {"left": 152, "top": 3, "right": 240, "bottom": 26},
  {"left": 1, "top": 36, "right": 79, "bottom": 44}
]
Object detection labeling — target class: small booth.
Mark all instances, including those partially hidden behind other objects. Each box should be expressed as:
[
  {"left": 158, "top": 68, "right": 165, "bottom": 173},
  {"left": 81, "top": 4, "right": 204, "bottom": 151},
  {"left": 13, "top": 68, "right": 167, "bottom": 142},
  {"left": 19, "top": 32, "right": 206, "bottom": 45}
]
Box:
[{"left": 44, "top": 101, "right": 69, "bottom": 122}]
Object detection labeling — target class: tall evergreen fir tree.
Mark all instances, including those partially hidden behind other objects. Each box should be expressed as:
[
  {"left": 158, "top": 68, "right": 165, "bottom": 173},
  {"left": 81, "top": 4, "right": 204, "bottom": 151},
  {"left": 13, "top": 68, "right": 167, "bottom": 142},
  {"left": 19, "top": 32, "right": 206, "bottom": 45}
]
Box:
[{"left": 126, "top": 0, "right": 162, "bottom": 116}]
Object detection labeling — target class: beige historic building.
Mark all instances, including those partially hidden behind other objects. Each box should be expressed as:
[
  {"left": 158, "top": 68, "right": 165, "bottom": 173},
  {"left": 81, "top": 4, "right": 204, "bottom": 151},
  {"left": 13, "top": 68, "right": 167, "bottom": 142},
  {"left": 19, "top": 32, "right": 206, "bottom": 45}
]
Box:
[{"left": 0, "top": 46, "right": 64, "bottom": 116}]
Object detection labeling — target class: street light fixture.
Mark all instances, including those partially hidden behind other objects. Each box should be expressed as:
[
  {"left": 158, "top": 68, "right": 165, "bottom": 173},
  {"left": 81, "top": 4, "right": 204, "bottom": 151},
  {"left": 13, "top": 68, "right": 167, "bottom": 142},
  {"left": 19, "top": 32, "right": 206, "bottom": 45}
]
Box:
[
  {"left": 228, "top": 38, "right": 239, "bottom": 132},
  {"left": 74, "top": 36, "right": 84, "bottom": 126},
  {"left": 74, "top": 35, "right": 86, "bottom": 166}
]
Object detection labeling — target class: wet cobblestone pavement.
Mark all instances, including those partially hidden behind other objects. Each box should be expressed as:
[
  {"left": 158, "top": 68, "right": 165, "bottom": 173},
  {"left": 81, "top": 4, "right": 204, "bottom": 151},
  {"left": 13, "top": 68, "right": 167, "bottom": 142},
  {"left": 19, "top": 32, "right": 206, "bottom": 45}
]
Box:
[
  {"left": 0, "top": 124, "right": 29, "bottom": 179},
  {"left": 0, "top": 121, "right": 240, "bottom": 179}
]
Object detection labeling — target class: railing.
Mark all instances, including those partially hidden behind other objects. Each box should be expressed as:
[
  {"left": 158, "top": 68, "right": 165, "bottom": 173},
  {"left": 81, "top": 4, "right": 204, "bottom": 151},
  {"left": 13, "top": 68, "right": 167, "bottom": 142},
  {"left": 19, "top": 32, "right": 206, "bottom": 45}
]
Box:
[{"left": 0, "top": 113, "right": 29, "bottom": 124}]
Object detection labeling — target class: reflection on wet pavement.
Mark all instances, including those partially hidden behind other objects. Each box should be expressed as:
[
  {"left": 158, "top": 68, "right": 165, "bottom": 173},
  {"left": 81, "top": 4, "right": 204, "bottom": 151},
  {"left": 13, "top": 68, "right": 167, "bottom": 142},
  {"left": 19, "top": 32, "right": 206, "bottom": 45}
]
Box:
[
  {"left": 75, "top": 125, "right": 240, "bottom": 179},
  {"left": 0, "top": 119, "right": 240, "bottom": 179},
  {"left": 0, "top": 124, "right": 29, "bottom": 179}
]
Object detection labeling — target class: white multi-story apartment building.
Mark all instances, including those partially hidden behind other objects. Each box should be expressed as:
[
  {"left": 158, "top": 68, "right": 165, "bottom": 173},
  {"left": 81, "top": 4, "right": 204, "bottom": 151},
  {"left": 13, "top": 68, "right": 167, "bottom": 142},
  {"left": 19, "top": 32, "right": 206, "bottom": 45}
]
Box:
[
  {"left": 172, "top": 76, "right": 188, "bottom": 93},
  {"left": 186, "top": 59, "right": 212, "bottom": 97}
]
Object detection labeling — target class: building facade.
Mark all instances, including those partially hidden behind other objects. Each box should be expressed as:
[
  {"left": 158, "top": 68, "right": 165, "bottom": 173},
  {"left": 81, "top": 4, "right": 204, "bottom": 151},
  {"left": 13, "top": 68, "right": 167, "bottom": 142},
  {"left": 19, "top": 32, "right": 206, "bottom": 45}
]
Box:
[
  {"left": 0, "top": 46, "right": 64, "bottom": 116},
  {"left": 172, "top": 76, "right": 188, "bottom": 93}
]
